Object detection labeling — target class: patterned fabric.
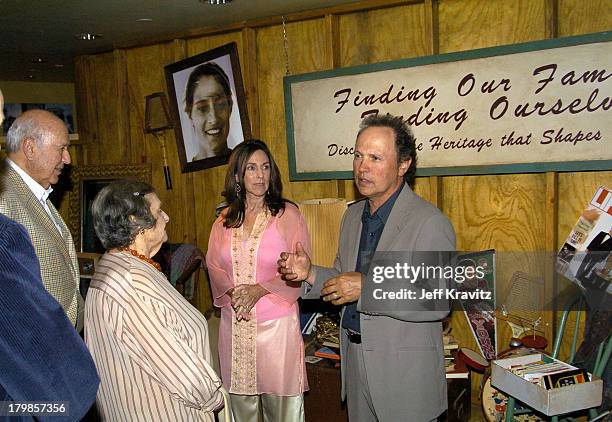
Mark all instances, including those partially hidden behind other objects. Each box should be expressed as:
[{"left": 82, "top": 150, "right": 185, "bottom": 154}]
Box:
[
  {"left": 0, "top": 163, "right": 81, "bottom": 328},
  {"left": 85, "top": 251, "right": 223, "bottom": 421},
  {"left": 0, "top": 214, "right": 99, "bottom": 422},
  {"left": 157, "top": 243, "right": 205, "bottom": 300},
  {"left": 228, "top": 211, "right": 270, "bottom": 394}
]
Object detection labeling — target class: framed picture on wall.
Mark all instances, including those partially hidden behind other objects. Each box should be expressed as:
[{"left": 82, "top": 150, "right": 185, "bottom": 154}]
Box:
[
  {"left": 68, "top": 164, "right": 152, "bottom": 253},
  {"left": 165, "top": 42, "right": 251, "bottom": 173},
  {"left": 2, "top": 103, "right": 75, "bottom": 135}
]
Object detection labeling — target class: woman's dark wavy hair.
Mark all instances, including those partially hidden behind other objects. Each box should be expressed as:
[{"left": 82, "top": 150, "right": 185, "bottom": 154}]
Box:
[
  {"left": 91, "top": 179, "right": 157, "bottom": 249},
  {"left": 357, "top": 113, "right": 418, "bottom": 188},
  {"left": 222, "top": 139, "right": 285, "bottom": 228}
]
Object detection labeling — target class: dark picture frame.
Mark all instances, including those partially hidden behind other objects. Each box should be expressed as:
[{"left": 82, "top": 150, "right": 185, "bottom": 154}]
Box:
[
  {"left": 2, "top": 103, "right": 75, "bottom": 135},
  {"left": 165, "top": 42, "right": 251, "bottom": 173},
  {"left": 68, "top": 164, "right": 152, "bottom": 253}
]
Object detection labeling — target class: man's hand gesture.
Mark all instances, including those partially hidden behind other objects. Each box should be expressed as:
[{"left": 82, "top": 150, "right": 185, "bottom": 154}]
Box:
[{"left": 278, "top": 241, "right": 314, "bottom": 284}]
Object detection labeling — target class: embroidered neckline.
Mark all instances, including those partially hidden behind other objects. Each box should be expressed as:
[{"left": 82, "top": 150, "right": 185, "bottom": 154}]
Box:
[{"left": 228, "top": 209, "right": 270, "bottom": 394}]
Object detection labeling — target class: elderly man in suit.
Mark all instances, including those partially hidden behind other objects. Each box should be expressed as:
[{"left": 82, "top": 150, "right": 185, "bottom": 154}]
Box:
[
  {"left": 0, "top": 108, "right": 81, "bottom": 329},
  {"left": 0, "top": 89, "right": 99, "bottom": 421},
  {"left": 280, "top": 114, "right": 455, "bottom": 421}
]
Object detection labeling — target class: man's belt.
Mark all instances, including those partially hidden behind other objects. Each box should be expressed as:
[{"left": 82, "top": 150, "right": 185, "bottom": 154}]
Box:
[{"left": 347, "top": 331, "right": 362, "bottom": 344}]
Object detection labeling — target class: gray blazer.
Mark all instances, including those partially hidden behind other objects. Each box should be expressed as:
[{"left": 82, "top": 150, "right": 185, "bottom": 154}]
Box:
[
  {"left": 0, "top": 164, "right": 82, "bottom": 329},
  {"left": 304, "top": 185, "right": 456, "bottom": 421}
]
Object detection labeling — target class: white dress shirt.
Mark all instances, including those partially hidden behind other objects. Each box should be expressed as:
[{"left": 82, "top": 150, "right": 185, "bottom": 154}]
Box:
[{"left": 6, "top": 159, "right": 63, "bottom": 235}]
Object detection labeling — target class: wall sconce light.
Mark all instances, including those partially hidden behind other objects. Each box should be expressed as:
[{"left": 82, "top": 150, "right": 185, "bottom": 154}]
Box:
[{"left": 144, "top": 92, "right": 173, "bottom": 190}]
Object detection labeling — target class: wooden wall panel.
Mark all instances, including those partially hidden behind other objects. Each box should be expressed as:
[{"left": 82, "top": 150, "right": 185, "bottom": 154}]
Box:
[
  {"left": 257, "top": 20, "right": 338, "bottom": 204},
  {"left": 558, "top": 0, "right": 612, "bottom": 36},
  {"left": 444, "top": 174, "right": 547, "bottom": 251},
  {"left": 187, "top": 32, "right": 246, "bottom": 73},
  {"left": 126, "top": 44, "right": 164, "bottom": 166},
  {"left": 74, "top": 51, "right": 130, "bottom": 165},
  {"left": 93, "top": 51, "right": 130, "bottom": 165},
  {"left": 438, "top": 0, "right": 549, "bottom": 53},
  {"left": 74, "top": 55, "right": 99, "bottom": 165},
  {"left": 339, "top": 3, "right": 430, "bottom": 66}
]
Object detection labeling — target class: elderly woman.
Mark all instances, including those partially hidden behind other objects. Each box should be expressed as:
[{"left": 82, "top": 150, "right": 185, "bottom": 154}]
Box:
[
  {"left": 85, "top": 180, "right": 224, "bottom": 421},
  {"left": 207, "top": 140, "right": 310, "bottom": 421}
]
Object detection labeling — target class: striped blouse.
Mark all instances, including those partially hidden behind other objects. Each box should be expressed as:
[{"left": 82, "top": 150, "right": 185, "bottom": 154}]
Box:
[{"left": 85, "top": 251, "right": 223, "bottom": 421}]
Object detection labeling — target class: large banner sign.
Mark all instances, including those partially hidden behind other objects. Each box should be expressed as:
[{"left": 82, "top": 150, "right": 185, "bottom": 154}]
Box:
[{"left": 284, "top": 33, "right": 611, "bottom": 180}]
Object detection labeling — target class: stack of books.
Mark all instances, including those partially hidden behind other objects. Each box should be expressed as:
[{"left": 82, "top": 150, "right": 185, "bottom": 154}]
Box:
[
  {"left": 445, "top": 351, "right": 469, "bottom": 379},
  {"left": 509, "top": 358, "right": 589, "bottom": 389},
  {"left": 443, "top": 333, "right": 466, "bottom": 378},
  {"left": 443, "top": 336, "right": 468, "bottom": 379},
  {"left": 444, "top": 333, "right": 459, "bottom": 351},
  {"left": 314, "top": 346, "right": 340, "bottom": 362}
]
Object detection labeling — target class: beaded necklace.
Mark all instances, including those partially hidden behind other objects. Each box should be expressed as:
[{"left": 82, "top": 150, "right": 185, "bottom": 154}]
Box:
[{"left": 118, "top": 247, "right": 162, "bottom": 272}]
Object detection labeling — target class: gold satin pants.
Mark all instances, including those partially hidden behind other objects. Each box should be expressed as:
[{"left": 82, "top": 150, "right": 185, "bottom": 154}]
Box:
[{"left": 229, "top": 393, "right": 304, "bottom": 422}]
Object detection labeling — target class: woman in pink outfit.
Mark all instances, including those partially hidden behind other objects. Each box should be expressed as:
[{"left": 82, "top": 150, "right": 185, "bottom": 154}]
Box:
[{"left": 207, "top": 140, "right": 310, "bottom": 422}]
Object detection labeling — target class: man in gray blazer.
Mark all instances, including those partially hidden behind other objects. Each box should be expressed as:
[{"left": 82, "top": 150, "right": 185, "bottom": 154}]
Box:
[
  {"left": 0, "top": 109, "right": 82, "bottom": 329},
  {"left": 280, "top": 114, "right": 455, "bottom": 421}
]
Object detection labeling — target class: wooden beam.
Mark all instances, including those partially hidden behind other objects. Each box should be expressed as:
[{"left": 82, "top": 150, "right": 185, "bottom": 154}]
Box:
[
  {"left": 544, "top": 171, "right": 559, "bottom": 350},
  {"left": 325, "top": 14, "right": 342, "bottom": 69},
  {"left": 323, "top": 13, "right": 347, "bottom": 198},
  {"left": 544, "top": 0, "right": 559, "bottom": 39},
  {"left": 423, "top": 0, "right": 439, "bottom": 55},
  {"left": 241, "top": 27, "right": 260, "bottom": 140},
  {"left": 429, "top": 175, "right": 443, "bottom": 209},
  {"left": 113, "top": 49, "right": 131, "bottom": 164}
]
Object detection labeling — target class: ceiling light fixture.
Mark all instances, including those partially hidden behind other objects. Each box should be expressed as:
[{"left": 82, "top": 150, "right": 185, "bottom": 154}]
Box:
[
  {"left": 202, "top": 0, "right": 232, "bottom": 4},
  {"left": 136, "top": 18, "right": 153, "bottom": 22},
  {"left": 75, "top": 32, "right": 102, "bottom": 40},
  {"left": 31, "top": 57, "right": 48, "bottom": 64}
]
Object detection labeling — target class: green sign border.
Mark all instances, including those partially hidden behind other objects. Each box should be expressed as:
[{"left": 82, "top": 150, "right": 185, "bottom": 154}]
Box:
[{"left": 283, "top": 31, "right": 612, "bottom": 181}]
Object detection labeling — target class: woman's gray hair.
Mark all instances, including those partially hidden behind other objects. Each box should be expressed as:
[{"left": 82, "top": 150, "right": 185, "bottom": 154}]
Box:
[
  {"left": 91, "top": 179, "right": 157, "bottom": 249},
  {"left": 5, "top": 112, "right": 49, "bottom": 153}
]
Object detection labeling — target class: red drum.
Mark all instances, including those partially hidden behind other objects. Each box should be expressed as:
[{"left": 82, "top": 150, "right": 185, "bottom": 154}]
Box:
[
  {"left": 520, "top": 335, "right": 548, "bottom": 350},
  {"left": 457, "top": 347, "right": 489, "bottom": 373}
]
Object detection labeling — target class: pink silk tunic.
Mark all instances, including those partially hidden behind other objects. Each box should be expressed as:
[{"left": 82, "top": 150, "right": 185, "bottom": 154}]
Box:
[{"left": 206, "top": 204, "right": 310, "bottom": 396}]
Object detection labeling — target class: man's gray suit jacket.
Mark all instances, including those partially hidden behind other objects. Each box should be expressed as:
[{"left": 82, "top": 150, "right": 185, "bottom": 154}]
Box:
[
  {"left": 304, "top": 185, "right": 456, "bottom": 421},
  {"left": 0, "top": 164, "right": 82, "bottom": 328}
]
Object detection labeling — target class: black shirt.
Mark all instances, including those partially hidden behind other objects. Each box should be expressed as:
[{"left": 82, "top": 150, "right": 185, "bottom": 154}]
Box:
[{"left": 342, "top": 182, "right": 405, "bottom": 333}]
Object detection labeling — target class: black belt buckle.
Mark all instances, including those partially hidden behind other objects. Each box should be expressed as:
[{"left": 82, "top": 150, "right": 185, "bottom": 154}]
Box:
[{"left": 348, "top": 332, "right": 361, "bottom": 344}]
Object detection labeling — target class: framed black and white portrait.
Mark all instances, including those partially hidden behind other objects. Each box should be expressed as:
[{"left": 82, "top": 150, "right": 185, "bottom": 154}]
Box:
[{"left": 165, "top": 42, "right": 251, "bottom": 172}]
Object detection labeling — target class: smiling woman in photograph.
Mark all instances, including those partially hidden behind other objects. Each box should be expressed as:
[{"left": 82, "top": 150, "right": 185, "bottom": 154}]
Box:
[
  {"left": 207, "top": 140, "right": 310, "bottom": 421},
  {"left": 184, "top": 62, "right": 233, "bottom": 161}
]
